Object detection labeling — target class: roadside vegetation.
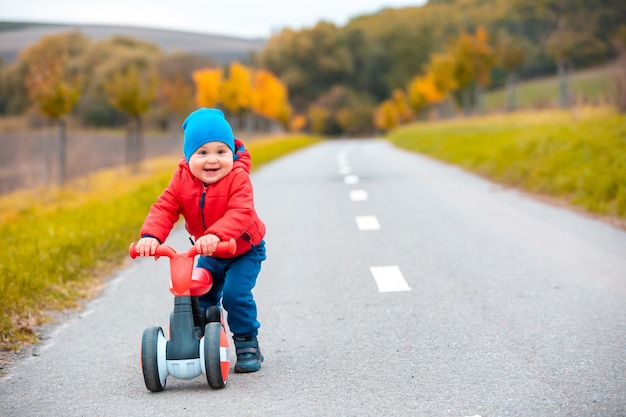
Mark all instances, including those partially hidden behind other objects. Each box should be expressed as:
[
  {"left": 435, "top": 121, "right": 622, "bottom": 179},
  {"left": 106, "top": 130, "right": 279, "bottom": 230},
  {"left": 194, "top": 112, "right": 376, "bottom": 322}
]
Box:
[
  {"left": 482, "top": 63, "right": 620, "bottom": 111},
  {"left": 4, "top": 103, "right": 625, "bottom": 356},
  {"left": 388, "top": 106, "right": 626, "bottom": 221},
  {"left": 2, "top": 0, "right": 626, "bottom": 365},
  {"left": 0, "top": 135, "right": 321, "bottom": 354}
]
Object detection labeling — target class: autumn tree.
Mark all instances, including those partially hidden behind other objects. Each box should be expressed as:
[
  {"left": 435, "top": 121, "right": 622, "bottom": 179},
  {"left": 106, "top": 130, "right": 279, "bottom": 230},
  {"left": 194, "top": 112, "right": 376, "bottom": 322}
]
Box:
[
  {"left": 407, "top": 73, "right": 444, "bottom": 116},
  {"left": 544, "top": 0, "right": 606, "bottom": 108},
  {"left": 494, "top": 29, "right": 525, "bottom": 112},
  {"left": 335, "top": 104, "right": 375, "bottom": 137},
  {"left": 307, "top": 105, "right": 330, "bottom": 135},
  {"left": 157, "top": 72, "right": 195, "bottom": 133},
  {"left": 311, "top": 85, "right": 375, "bottom": 135},
  {"left": 424, "top": 52, "right": 459, "bottom": 117},
  {"left": 407, "top": 76, "right": 428, "bottom": 115},
  {"left": 104, "top": 64, "right": 159, "bottom": 172},
  {"left": 427, "top": 53, "right": 457, "bottom": 95},
  {"left": 449, "top": 27, "right": 495, "bottom": 114},
  {"left": 257, "top": 22, "right": 354, "bottom": 105},
  {"left": 156, "top": 52, "right": 215, "bottom": 132},
  {"left": 252, "top": 69, "right": 291, "bottom": 130},
  {"left": 191, "top": 66, "right": 291, "bottom": 132},
  {"left": 220, "top": 62, "right": 254, "bottom": 131},
  {"left": 80, "top": 36, "right": 161, "bottom": 127},
  {"left": 390, "top": 89, "right": 414, "bottom": 124},
  {"left": 289, "top": 114, "right": 307, "bottom": 132},
  {"left": 192, "top": 67, "right": 223, "bottom": 108},
  {"left": 373, "top": 99, "right": 399, "bottom": 132},
  {"left": 546, "top": 1, "right": 576, "bottom": 108},
  {"left": 25, "top": 54, "right": 82, "bottom": 185},
  {"left": 21, "top": 32, "right": 87, "bottom": 185}
]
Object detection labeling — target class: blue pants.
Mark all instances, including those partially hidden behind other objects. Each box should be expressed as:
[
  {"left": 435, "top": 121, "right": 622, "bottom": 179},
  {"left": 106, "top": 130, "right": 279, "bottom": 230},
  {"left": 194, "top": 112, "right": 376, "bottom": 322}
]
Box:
[{"left": 196, "top": 240, "right": 266, "bottom": 338}]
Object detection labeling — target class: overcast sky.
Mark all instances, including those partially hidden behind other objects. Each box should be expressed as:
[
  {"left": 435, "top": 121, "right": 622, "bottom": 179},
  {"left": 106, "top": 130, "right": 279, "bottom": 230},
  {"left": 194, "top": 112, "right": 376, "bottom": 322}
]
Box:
[{"left": 1, "top": 0, "right": 428, "bottom": 39}]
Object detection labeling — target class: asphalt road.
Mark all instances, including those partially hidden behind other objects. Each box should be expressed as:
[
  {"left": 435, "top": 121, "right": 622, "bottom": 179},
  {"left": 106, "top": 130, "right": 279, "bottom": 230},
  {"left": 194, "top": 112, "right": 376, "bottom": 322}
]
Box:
[{"left": 1, "top": 139, "right": 625, "bottom": 417}]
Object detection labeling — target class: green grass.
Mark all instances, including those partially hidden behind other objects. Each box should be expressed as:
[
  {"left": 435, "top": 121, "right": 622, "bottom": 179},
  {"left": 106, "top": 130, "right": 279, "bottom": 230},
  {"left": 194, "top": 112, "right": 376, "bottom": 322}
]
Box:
[
  {"left": 0, "top": 134, "right": 321, "bottom": 352},
  {"left": 484, "top": 63, "right": 619, "bottom": 110},
  {"left": 388, "top": 106, "right": 626, "bottom": 219}
]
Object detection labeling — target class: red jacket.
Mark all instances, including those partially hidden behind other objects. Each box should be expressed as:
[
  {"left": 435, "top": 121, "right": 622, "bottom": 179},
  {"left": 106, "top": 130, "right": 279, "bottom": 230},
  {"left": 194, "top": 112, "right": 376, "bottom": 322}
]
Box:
[{"left": 140, "top": 139, "right": 265, "bottom": 257}]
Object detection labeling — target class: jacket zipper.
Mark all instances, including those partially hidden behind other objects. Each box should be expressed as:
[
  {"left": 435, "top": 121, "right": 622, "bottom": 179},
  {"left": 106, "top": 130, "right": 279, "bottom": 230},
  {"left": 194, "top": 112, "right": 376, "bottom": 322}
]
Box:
[{"left": 200, "top": 184, "right": 208, "bottom": 230}]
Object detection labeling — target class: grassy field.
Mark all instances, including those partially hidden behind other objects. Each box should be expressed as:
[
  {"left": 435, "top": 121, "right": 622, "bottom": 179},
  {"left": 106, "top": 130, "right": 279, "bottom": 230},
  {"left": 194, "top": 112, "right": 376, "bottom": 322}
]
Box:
[
  {"left": 0, "top": 134, "right": 321, "bottom": 354},
  {"left": 484, "top": 62, "right": 619, "bottom": 111},
  {"left": 387, "top": 106, "right": 626, "bottom": 222}
]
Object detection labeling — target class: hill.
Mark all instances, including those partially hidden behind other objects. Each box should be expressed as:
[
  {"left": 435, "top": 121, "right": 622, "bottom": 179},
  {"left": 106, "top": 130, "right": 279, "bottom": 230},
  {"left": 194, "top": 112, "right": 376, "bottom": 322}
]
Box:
[{"left": 0, "top": 22, "right": 266, "bottom": 64}]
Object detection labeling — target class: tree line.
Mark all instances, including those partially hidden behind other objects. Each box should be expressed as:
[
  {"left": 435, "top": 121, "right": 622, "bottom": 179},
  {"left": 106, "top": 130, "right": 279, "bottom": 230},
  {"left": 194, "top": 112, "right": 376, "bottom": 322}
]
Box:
[
  {"left": 0, "top": 32, "right": 292, "bottom": 182},
  {"left": 0, "top": 0, "right": 624, "bottom": 142},
  {"left": 256, "top": 0, "right": 626, "bottom": 133}
]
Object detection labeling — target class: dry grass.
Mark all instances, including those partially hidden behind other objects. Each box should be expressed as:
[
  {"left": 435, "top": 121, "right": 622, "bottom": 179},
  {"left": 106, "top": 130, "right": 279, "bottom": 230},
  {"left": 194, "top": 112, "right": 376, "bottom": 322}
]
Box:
[{"left": 0, "top": 134, "right": 321, "bottom": 364}]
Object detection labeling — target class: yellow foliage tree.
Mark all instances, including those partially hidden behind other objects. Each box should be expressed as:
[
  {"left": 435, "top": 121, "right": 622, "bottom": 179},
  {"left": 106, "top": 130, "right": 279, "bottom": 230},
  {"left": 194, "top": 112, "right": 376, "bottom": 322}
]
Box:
[
  {"left": 407, "top": 73, "right": 443, "bottom": 113},
  {"left": 472, "top": 26, "right": 494, "bottom": 88},
  {"left": 450, "top": 26, "right": 495, "bottom": 113},
  {"left": 220, "top": 62, "right": 253, "bottom": 114},
  {"left": 252, "top": 69, "right": 291, "bottom": 124},
  {"left": 276, "top": 101, "right": 293, "bottom": 128},
  {"left": 373, "top": 99, "right": 398, "bottom": 132},
  {"left": 391, "top": 89, "right": 414, "bottom": 124},
  {"left": 192, "top": 67, "right": 223, "bottom": 108},
  {"left": 426, "top": 53, "right": 458, "bottom": 98},
  {"left": 289, "top": 114, "right": 307, "bottom": 132}
]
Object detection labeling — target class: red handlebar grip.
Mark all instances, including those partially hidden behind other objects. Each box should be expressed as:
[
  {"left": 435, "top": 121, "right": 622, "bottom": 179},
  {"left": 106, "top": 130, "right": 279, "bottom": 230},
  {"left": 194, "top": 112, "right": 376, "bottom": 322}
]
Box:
[
  {"left": 216, "top": 238, "right": 237, "bottom": 256},
  {"left": 184, "top": 238, "right": 236, "bottom": 257},
  {"left": 154, "top": 245, "right": 176, "bottom": 258},
  {"left": 129, "top": 242, "right": 176, "bottom": 259}
]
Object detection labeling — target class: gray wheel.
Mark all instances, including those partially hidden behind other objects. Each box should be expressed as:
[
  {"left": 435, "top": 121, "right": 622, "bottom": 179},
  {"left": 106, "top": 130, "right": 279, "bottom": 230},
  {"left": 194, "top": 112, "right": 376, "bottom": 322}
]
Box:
[
  {"left": 203, "top": 322, "right": 229, "bottom": 389},
  {"left": 141, "top": 326, "right": 167, "bottom": 392}
]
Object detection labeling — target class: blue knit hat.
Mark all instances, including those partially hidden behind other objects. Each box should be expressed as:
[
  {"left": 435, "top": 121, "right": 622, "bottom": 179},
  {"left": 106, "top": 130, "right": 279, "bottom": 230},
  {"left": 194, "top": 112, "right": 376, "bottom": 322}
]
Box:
[{"left": 182, "top": 108, "right": 235, "bottom": 161}]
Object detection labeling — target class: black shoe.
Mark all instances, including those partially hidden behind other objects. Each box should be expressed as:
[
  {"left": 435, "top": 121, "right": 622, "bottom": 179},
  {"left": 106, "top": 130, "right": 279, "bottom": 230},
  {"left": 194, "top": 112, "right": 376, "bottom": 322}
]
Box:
[{"left": 234, "top": 336, "right": 264, "bottom": 373}]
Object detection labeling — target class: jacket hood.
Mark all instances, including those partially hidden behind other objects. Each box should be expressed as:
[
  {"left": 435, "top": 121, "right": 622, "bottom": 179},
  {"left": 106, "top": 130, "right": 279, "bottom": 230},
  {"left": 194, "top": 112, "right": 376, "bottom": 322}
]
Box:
[{"left": 233, "top": 139, "right": 251, "bottom": 173}]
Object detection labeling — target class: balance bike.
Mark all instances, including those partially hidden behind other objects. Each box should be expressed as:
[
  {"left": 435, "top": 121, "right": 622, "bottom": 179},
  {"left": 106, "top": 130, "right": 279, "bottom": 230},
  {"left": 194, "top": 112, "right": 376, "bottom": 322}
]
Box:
[{"left": 129, "top": 239, "right": 236, "bottom": 392}]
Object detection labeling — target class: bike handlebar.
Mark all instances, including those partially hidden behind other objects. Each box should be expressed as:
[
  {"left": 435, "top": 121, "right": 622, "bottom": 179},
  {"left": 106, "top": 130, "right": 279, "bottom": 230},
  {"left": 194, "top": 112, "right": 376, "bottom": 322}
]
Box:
[
  {"left": 128, "top": 238, "right": 236, "bottom": 296},
  {"left": 129, "top": 238, "right": 237, "bottom": 259}
]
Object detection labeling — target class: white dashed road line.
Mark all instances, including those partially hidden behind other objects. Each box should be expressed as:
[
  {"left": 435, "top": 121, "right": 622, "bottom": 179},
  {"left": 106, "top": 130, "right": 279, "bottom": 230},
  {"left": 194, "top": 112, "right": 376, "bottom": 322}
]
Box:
[
  {"left": 355, "top": 215, "right": 380, "bottom": 231},
  {"left": 340, "top": 146, "right": 411, "bottom": 293},
  {"left": 344, "top": 174, "right": 359, "bottom": 184},
  {"left": 349, "top": 190, "right": 368, "bottom": 201},
  {"left": 369, "top": 265, "right": 411, "bottom": 292}
]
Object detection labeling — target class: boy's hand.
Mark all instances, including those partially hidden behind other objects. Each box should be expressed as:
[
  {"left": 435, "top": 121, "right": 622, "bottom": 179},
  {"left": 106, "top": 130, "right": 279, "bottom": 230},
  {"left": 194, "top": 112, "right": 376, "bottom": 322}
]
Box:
[
  {"left": 195, "top": 234, "right": 220, "bottom": 255},
  {"left": 136, "top": 237, "right": 160, "bottom": 256}
]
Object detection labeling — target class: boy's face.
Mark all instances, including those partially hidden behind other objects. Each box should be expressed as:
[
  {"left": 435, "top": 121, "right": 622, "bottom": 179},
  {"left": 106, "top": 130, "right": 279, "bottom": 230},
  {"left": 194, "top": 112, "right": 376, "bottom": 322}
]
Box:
[{"left": 188, "top": 141, "right": 234, "bottom": 184}]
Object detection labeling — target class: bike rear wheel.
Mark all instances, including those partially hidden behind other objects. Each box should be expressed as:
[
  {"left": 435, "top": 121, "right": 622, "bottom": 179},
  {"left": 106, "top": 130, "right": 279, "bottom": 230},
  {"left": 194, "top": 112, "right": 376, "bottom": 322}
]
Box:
[{"left": 203, "top": 322, "right": 230, "bottom": 389}]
